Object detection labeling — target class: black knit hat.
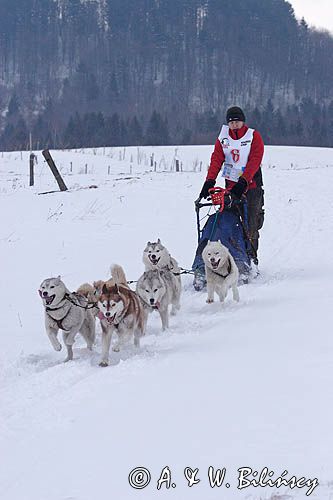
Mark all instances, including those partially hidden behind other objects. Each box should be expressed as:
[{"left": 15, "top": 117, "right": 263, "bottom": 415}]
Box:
[{"left": 226, "top": 106, "right": 245, "bottom": 123}]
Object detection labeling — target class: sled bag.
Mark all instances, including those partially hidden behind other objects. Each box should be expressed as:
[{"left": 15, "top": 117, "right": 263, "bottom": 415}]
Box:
[{"left": 192, "top": 207, "right": 251, "bottom": 276}]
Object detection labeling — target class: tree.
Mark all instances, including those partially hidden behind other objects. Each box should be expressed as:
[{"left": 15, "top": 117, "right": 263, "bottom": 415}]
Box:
[
  {"left": 127, "top": 116, "right": 143, "bottom": 145},
  {"left": 145, "top": 111, "right": 169, "bottom": 145},
  {"left": 7, "top": 93, "right": 20, "bottom": 118}
]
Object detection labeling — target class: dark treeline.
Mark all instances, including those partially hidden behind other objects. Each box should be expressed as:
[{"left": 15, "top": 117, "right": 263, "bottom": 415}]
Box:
[
  {"left": 0, "top": 1, "right": 333, "bottom": 150},
  {"left": 2, "top": 97, "right": 333, "bottom": 151}
]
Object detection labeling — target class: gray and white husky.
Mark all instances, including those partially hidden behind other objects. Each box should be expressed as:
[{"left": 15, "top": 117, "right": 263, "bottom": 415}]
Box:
[
  {"left": 136, "top": 269, "right": 181, "bottom": 331},
  {"left": 39, "top": 276, "right": 96, "bottom": 362},
  {"left": 202, "top": 240, "right": 240, "bottom": 304},
  {"left": 143, "top": 238, "right": 180, "bottom": 274}
]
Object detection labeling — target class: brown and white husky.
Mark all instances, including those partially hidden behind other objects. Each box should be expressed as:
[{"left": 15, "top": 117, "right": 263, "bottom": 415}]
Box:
[{"left": 96, "top": 266, "right": 145, "bottom": 367}]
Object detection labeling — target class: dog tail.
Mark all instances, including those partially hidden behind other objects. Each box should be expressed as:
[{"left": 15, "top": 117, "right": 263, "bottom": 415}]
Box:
[
  {"left": 110, "top": 264, "right": 127, "bottom": 285},
  {"left": 77, "top": 283, "right": 94, "bottom": 297}
]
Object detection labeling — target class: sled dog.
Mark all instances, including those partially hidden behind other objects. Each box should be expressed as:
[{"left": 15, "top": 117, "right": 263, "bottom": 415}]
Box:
[
  {"left": 76, "top": 283, "right": 99, "bottom": 317},
  {"left": 143, "top": 238, "right": 180, "bottom": 274},
  {"left": 97, "top": 266, "right": 145, "bottom": 367},
  {"left": 136, "top": 268, "right": 180, "bottom": 331},
  {"left": 202, "top": 240, "right": 239, "bottom": 304},
  {"left": 92, "top": 264, "right": 129, "bottom": 303},
  {"left": 39, "top": 276, "right": 96, "bottom": 362}
]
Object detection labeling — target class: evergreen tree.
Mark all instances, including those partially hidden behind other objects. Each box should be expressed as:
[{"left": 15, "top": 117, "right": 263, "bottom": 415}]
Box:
[
  {"left": 105, "top": 113, "right": 121, "bottom": 146},
  {"left": 127, "top": 116, "right": 143, "bottom": 145},
  {"left": 63, "top": 113, "right": 84, "bottom": 147},
  {"left": 7, "top": 93, "right": 20, "bottom": 118},
  {"left": 145, "top": 111, "right": 169, "bottom": 145}
]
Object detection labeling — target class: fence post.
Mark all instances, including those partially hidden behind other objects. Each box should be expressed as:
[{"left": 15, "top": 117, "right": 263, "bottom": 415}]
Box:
[
  {"left": 175, "top": 159, "right": 180, "bottom": 172},
  {"left": 42, "top": 149, "right": 68, "bottom": 191},
  {"left": 29, "top": 153, "right": 35, "bottom": 186}
]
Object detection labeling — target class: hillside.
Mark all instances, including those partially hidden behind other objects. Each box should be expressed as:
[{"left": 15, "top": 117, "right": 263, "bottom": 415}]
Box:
[{"left": 1, "top": 0, "right": 333, "bottom": 149}]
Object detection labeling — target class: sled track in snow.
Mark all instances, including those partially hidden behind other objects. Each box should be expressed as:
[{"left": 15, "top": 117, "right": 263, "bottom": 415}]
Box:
[{"left": 1, "top": 271, "right": 291, "bottom": 437}]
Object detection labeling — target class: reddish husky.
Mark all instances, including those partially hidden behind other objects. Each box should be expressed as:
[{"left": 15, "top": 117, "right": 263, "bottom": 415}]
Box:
[{"left": 97, "top": 277, "right": 145, "bottom": 367}]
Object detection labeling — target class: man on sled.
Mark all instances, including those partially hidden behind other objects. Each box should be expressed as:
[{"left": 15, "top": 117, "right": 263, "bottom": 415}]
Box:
[{"left": 193, "top": 106, "right": 265, "bottom": 290}]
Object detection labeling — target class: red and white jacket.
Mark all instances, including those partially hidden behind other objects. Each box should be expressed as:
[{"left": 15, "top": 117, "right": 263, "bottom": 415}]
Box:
[{"left": 207, "top": 124, "right": 264, "bottom": 190}]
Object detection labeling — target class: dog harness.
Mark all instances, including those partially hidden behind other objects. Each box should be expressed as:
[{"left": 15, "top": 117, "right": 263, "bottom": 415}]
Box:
[
  {"left": 46, "top": 301, "right": 71, "bottom": 331},
  {"left": 44, "top": 292, "right": 94, "bottom": 331}
]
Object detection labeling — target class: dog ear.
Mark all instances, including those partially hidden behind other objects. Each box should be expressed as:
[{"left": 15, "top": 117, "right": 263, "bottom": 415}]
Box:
[
  {"left": 157, "top": 238, "right": 161, "bottom": 244},
  {"left": 217, "top": 239, "right": 222, "bottom": 244},
  {"left": 114, "top": 283, "right": 119, "bottom": 293},
  {"left": 102, "top": 283, "right": 108, "bottom": 295},
  {"left": 147, "top": 241, "right": 151, "bottom": 246}
]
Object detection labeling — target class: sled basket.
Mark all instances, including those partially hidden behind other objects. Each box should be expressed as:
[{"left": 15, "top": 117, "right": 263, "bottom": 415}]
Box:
[{"left": 193, "top": 189, "right": 253, "bottom": 281}]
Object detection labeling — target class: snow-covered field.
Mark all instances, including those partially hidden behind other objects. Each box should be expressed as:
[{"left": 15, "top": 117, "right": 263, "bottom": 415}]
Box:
[{"left": 0, "top": 144, "right": 332, "bottom": 500}]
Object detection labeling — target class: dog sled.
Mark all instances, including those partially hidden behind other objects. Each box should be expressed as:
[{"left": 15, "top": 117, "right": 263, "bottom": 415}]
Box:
[{"left": 192, "top": 187, "right": 258, "bottom": 290}]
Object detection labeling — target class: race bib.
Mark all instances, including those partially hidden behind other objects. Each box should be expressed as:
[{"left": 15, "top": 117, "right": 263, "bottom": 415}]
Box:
[{"left": 221, "top": 163, "right": 245, "bottom": 182}]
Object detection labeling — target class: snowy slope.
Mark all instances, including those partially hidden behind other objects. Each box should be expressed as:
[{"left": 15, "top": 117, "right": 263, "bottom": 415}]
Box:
[{"left": 0, "top": 145, "right": 333, "bottom": 500}]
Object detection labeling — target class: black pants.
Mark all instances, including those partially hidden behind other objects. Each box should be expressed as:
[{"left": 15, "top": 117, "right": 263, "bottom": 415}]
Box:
[{"left": 246, "top": 186, "right": 265, "bottom": 254}]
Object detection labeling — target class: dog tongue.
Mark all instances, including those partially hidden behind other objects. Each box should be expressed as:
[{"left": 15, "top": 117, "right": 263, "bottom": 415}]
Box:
[{"left": 98, "top": 311, "right": 116, "bottom": 323}]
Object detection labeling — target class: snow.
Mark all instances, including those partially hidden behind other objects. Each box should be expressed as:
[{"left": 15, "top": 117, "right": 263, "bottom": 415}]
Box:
[{"left": 0, "top": 144, "right": 332, "bottom": 500}]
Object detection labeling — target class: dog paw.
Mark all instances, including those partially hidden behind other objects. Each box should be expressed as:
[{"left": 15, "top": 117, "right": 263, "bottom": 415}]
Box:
[
  {"left": 99, "top": 361, "right": 109, "bottom": 367},
  {"left": 63, "top": 356, "right": 73, "bottom": 363},
  {"left": 206, "top": 298, "right": 214, "bottom": 304},
  {"left": 54, "top": 343, "right": 62, "bottom": 351}
]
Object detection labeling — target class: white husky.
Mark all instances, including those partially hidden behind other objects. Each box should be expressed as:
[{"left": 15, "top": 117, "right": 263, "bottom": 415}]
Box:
[
  {"left": 202, "top": 240, "right": 239, "bottom": 304},
  {"left": 39, "top": 277, "right": 96, "bottom": 362},
  {"left": 136, "top": 269, "right": 180, "bottom": 331}
]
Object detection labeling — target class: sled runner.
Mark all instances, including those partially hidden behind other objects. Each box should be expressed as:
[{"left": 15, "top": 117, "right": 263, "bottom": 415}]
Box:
[{"left": 192, "top": 187, "right": 257, "bottom": 291}]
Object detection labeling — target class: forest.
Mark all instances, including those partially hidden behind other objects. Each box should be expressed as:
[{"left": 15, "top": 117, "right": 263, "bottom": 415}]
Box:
[{"left": 0, "top": 0, "right": 332, "bottom": 149}]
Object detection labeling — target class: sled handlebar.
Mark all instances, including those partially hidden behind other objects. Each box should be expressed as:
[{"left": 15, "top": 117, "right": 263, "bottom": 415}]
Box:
[
  {"left": 195, "top": 199, "right": 215, "bottom": 209},
  {"left": 195, "top": 187, "right": 242, "bottom": 211}
]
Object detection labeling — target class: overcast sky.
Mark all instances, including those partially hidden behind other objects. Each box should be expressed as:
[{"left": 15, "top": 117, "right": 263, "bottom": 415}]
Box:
[{"left": 289, "top": 0, "right": 333, "bottom": 33}]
